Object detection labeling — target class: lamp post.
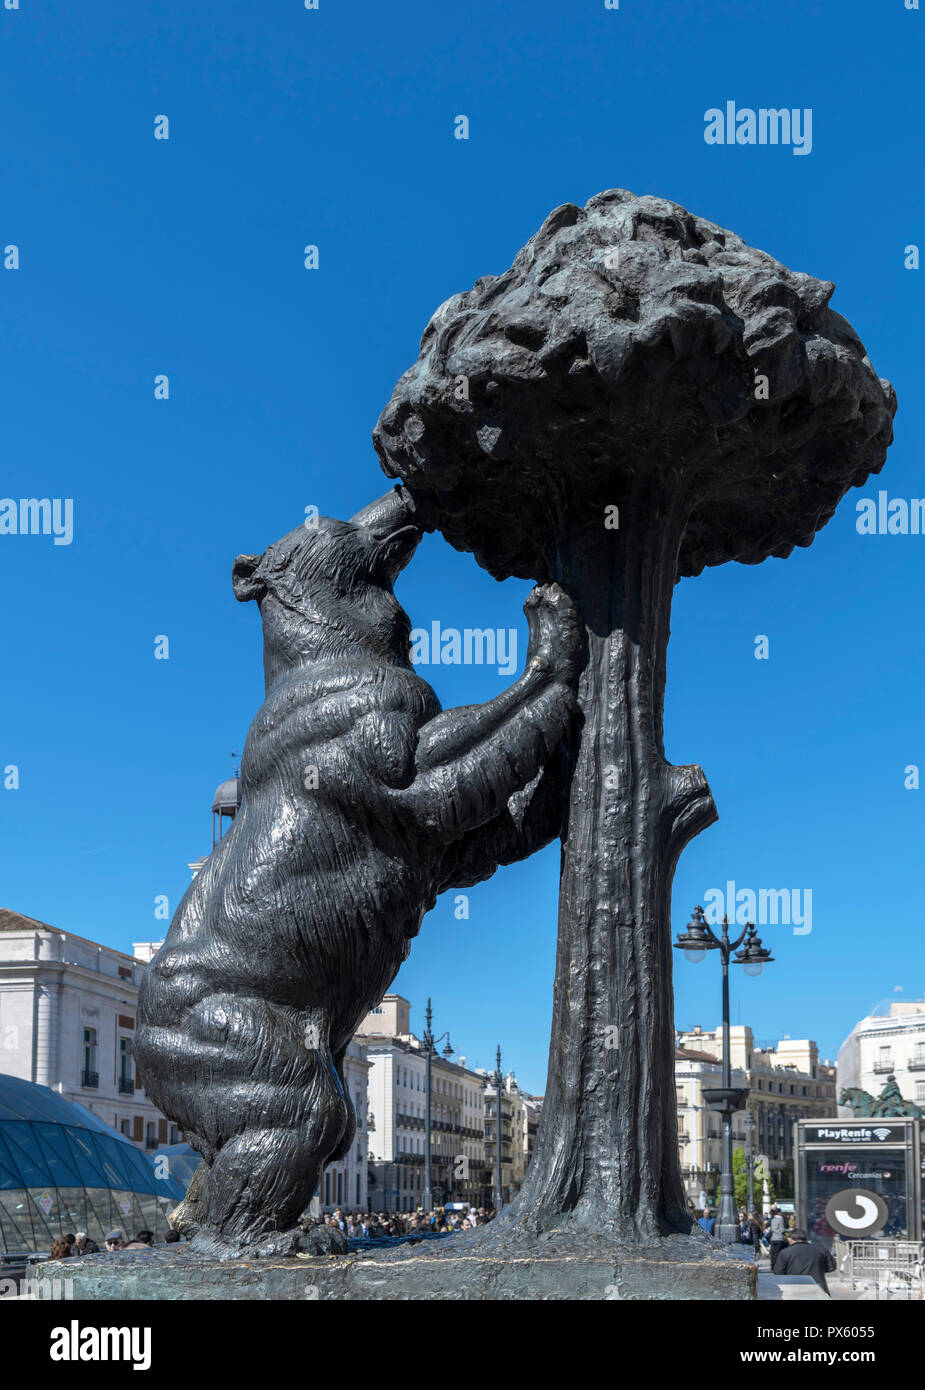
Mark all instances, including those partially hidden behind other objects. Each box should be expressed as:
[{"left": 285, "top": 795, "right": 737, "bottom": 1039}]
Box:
[
  {"left": 675, "top": 906, "right": 774, "bottom": 1243},
  {"left": 492, "top": 1045, "right": 504, "bottom": 1215},
  {"left": 744, "top": 1108, "right": 756, "bottom": 1214},
  {"left": 421, "top": 998, "right": 453, "bottom": 1213}
]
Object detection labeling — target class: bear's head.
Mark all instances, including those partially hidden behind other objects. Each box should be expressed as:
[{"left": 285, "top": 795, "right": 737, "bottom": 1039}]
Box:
[{"left": 232, "top": 486, "right": 423, "bottom": 686}]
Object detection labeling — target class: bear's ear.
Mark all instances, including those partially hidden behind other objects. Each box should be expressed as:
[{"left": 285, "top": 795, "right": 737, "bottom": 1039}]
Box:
[{"left": 232, "top": 553, "right": 266, "bottom": 603}]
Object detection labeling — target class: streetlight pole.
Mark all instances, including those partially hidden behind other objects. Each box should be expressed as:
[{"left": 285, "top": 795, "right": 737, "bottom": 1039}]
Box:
[
  {"left": 493, "top": 1045, "right": 504, "bottom": 1215},
  {"left": 675, "top": 906, "right": 774, "bottom": 1244},
  {"left": 421, "top": 998, "right": 453, "bottom": 1214}
]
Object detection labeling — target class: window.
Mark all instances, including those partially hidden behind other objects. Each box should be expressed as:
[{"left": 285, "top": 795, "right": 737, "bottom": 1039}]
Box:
[
  {"left": 119, "top": 1037, "right": 133, "bottom": 1089},
  {"left": 879, "top": 1045, "right": 892, "bottom": 1066},
  {"left": 82, "top": 1028, "right": 98, "bottom": 1086},
  {"left": 915, "top": 1082, "right": 925, "bottom": 1104}
]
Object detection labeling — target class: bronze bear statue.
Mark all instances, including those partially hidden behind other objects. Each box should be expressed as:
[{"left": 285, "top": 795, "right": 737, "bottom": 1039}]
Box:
[{"left": 134, "top": 487, "right": 582, "bottom": 1259}]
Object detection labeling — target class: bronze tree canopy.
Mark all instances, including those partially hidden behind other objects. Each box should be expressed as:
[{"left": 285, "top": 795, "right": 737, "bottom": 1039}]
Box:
[{"left": 374, "top": 190, "right": 896, "bottom": 1239}]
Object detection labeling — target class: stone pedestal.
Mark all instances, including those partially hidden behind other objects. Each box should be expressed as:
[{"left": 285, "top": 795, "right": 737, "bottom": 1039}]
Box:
[{"left": 29, "top": 1231, "right": 756, "bottom": 1301}]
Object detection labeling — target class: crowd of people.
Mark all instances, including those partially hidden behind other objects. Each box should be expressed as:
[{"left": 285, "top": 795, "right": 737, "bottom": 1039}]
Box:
[
  {"left": 314, "top": 1206, "right": 497, "bottom": 1238},
  {"left": 45, "top": 1228, "right": 182, "bottom": 1259},
  {"left": 693, "top": 1204, "right": 836, "bottom": 1291},
  {"left": 44, "top": 1206, "right": 490, "bottom": 1259}
]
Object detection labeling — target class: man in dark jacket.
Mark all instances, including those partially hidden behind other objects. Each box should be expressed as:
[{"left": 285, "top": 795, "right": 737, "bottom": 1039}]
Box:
[
  {"left": 773, "top": 1229, "right": 836, "bottom": 1293},
  {"left": 69, "top": 1231, "right": 99, "bottom": 1256}
]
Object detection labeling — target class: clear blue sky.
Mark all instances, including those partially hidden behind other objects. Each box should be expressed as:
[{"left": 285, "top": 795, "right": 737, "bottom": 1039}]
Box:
[{"left": 1, "top": 0, "right": 922, "bottom": 1092}]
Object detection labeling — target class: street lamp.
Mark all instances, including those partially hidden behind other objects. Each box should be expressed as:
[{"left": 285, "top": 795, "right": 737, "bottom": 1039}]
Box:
[
  {"left": 421, "top": 998, "right": 453, "bottom": 1213},
  {"left": 492, "top": 1045, "right": 504, "bottom": 1215},
  {"left": 675, "top": 906, "right": 774, "bottom": 1243}
]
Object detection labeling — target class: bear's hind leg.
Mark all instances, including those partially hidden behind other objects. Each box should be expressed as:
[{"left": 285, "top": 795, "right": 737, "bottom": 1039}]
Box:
[
  {"left": 187, "top": 1046, "right": 350, "bottom": 1261},
  {"left": 188, "top": 1121, "right": 342, "bottom": 1260}
]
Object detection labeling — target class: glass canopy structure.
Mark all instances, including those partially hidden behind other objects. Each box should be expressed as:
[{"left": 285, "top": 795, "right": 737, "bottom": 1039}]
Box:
[
  {"left": 0, "top": 1074, "right": 185, "bottom": 1255},
  {"left": 150, "top": 1142, "right": 199, "bottom": 1191}
]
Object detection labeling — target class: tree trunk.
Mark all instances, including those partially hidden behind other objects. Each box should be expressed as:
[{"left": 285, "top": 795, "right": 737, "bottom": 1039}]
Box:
[{"left": 505, "top": 486, "right": 717, "bottom": 1239}]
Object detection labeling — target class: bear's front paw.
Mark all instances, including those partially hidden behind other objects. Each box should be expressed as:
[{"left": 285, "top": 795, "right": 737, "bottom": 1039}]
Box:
[{"left": 524, "top": 583, "right": 583, "bottom": 687}]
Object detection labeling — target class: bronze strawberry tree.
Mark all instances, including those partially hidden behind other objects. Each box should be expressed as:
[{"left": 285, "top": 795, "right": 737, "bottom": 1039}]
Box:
[{"left": 374, "top": 190, "right": 895, "bottom": 1243}]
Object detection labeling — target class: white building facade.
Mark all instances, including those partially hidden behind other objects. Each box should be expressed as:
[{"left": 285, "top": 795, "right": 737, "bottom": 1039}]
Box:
[
  {"left": 675, "top": 1026, "right": 836, "bottom": 1202},
  {"left": 837, "top": 999, "right": 925, "bottom": 1113},
  {"left": 357, "top": 995, "right": 491, "bottom": 1210},
  {"left": 0, "top": 909, "right": 174, "bottom": 1151},
  {"left": 319, "top": 1040, "right": 370, "bottom": 1212}
]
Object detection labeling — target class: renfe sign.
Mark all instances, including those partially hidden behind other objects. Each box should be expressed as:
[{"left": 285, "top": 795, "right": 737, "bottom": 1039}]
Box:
[
  {"left": 805, "top": 1125, "right": 907, "bottom": 1144},
  {"left": 795, "top": 1117, "right": 921, "bottom": 1246}
]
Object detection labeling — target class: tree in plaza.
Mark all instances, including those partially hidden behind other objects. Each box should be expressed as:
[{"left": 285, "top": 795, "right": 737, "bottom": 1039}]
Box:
[
  {"left": 374, "top": 189, "right": 895, "bottom": 1242},
  {"left": 733, "top": 1147, "right": 749, "bottom": 1211}
]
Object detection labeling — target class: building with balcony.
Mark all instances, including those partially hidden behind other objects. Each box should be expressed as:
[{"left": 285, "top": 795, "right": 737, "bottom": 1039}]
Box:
[
  {"left": 675, "top": 1025, "right": 836, "bottom": 1203},
  {"left": 0, "top": 909, "right": 175, "bottom": 1153},
  {"left": 356, "top": 994, "right": 490, "bottom": 1211},
  {"left": 318, "top": 1040, "right": 370, "bottom": 1212},
  {"left": 480, "top": 1071, "right": 541, "bottom": 1203},
  {"left": 837, "top": 998, "right": 925, "bottom": 1113}
]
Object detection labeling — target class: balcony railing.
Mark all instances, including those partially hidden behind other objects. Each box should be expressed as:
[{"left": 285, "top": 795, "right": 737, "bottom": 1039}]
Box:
[
  {"left": 907, "top": 1060, "right": 925, "bottom": 1072},
  {"left": 119, "top": 1076, "right": 135, "bottom": 1094},
  {"left": 81, "top": 1070, "right": 99, "bottom": 1089}
]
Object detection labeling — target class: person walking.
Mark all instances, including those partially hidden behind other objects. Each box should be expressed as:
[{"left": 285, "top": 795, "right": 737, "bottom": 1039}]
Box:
[
  {"left": 772, "top": 1230, "right": 836, "bottom": 1294},
  {"left": 767, "top": 1207, "right": 788, "bottom": 1271}
]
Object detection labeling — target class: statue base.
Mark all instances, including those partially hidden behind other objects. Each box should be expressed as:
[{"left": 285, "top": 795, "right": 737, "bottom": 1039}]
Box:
[{"left": 29, "top": 1230, "right": 756, "bottom": 1301}]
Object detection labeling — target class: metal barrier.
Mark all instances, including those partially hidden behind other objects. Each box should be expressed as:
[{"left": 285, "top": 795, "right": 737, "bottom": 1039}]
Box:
[{"left": 845, "top": 1240, "right": 925, "bottom": 1300}]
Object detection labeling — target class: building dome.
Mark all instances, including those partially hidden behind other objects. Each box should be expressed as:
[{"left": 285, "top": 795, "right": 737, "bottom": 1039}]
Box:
[
  {"left": 0, "top": 1075, "right": 185, "bottom": 1255},
  {"left": 211, "top": 776, "right": 242, "bottom": 816}
]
